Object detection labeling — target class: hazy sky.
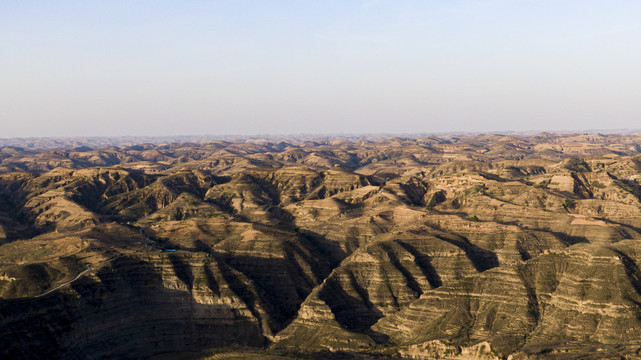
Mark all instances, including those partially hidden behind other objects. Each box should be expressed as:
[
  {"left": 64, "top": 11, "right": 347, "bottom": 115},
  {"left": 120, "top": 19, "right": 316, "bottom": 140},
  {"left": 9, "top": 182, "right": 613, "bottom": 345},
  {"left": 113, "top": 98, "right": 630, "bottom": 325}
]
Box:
[{"left": 1, "top": 1, "right": 640, "bottom": 138}]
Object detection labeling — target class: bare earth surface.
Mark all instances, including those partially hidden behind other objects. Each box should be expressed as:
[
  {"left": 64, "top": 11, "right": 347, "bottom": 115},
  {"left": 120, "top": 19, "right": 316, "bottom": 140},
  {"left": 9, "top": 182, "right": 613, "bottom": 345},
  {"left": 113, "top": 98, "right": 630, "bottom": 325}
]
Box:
[{"left": 2, "top": 133, "right": 641, "bottom": 359}]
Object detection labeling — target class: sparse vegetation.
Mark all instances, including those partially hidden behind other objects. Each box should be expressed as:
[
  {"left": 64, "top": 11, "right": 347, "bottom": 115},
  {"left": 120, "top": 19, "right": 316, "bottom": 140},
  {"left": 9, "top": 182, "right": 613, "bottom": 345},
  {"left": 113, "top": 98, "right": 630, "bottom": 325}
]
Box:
[
  {"left": 563, "top": 199, "right": 576, "bottom": 209},
  {"left": 426, "top": 190, "right": 447, "bottom": 210},
  {"left": 1, "top": 134, "right": 641, "bottom": 359},
  {"left": 564, "top": 158, "right": 591, "bottom": 172},
  {"left": 534, "top": 179, "right": 551, "bottom": 189}
]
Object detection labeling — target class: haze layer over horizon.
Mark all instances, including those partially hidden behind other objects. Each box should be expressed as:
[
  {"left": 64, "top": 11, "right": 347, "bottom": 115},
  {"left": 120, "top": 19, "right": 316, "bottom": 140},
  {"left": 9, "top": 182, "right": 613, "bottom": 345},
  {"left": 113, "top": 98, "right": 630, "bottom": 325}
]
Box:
[{"left": 1, "top": 1, "right": 640, "bottom": 138}]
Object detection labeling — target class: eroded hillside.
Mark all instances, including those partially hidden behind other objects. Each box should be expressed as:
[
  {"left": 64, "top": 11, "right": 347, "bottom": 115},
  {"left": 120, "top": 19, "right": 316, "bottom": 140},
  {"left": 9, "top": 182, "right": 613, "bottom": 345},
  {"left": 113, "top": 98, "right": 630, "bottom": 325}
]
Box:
[{"left": 2, "top": 133, "right": 641, "bottom": 359}]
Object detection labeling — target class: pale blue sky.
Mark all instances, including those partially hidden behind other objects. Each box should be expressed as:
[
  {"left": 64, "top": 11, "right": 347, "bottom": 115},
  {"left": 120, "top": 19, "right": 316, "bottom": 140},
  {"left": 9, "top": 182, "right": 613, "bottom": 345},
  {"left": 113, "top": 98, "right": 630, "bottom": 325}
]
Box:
[{"left": 1, "top": 1, "right": 640, "bottom": 137}]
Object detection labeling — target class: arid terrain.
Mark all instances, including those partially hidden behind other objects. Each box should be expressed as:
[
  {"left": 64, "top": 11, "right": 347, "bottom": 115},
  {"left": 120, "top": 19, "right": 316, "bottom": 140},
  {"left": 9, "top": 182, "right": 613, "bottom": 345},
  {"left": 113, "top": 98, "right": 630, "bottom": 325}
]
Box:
[{"left": 2, "top": 133, "right": 641, "bottom": 359}]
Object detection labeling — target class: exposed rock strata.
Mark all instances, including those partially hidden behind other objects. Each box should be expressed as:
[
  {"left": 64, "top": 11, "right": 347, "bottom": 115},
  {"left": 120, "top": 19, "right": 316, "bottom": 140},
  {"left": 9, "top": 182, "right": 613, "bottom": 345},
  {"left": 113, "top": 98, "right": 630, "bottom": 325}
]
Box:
[{"left": 1, "top": 134, "right": 641, "bottom": 359}]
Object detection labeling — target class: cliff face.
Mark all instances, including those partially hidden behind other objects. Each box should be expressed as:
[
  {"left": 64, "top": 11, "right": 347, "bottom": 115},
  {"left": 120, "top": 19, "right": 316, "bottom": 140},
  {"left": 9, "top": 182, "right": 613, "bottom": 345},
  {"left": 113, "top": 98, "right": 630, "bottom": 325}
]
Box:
[
  {"left": 2, "top": 134, "right": 641, "bottom": 359},
  {"left": 372, "top": 241, "right": 641, "bottom": 357},
  {"left": 0, "top": 254, "right": 265, "bottom": 359}
]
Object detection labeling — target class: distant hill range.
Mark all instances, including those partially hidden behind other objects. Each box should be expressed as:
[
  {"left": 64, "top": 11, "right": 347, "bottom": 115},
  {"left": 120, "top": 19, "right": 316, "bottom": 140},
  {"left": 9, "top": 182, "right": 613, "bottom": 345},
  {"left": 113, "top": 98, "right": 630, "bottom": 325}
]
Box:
[
  {"left": 1, "top": 129, "right": 639, "bottom": 149},
  {"left": 1, "top": 132, "right": 641, "bottom": 174}
]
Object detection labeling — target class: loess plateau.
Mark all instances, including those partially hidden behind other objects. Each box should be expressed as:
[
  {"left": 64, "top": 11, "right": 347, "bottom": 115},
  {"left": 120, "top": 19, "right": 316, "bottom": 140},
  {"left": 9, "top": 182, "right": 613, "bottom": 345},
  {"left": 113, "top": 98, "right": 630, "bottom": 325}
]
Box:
[{"left": 2, "top": 133, "right": 641, "bottom": 359}]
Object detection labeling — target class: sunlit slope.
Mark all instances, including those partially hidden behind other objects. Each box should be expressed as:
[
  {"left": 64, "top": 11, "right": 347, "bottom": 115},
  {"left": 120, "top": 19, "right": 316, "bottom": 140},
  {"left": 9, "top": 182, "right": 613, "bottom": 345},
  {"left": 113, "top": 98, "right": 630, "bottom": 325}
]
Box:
[{"left": 1, "top": 134, "right": 641, "bottom": 359}]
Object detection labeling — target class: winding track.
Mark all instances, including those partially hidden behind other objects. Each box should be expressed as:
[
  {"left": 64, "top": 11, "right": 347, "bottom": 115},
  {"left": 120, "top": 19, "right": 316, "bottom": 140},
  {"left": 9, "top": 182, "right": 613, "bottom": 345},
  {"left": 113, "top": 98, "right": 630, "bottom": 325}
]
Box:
[{"left": 36, "top": 264, "right": 92, "bottom": 298}]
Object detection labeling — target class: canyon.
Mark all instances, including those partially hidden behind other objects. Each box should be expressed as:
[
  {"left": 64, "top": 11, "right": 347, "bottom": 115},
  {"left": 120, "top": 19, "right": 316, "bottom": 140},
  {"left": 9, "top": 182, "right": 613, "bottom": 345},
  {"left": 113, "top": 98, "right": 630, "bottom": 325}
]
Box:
[{"left": 2, "top": 133, "right": 641, "bottom": 359}]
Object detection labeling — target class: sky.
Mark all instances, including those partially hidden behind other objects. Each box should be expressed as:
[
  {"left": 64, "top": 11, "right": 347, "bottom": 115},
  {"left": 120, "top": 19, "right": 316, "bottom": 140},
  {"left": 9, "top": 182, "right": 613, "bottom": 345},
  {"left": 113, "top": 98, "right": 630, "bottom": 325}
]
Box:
[{"left": 1, "top": 0, "right": 640, "bottom": 138}]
